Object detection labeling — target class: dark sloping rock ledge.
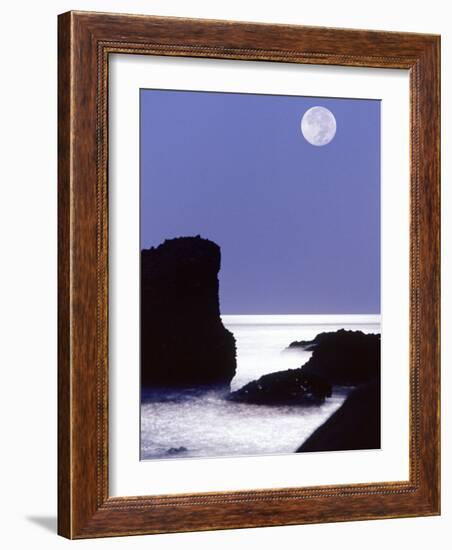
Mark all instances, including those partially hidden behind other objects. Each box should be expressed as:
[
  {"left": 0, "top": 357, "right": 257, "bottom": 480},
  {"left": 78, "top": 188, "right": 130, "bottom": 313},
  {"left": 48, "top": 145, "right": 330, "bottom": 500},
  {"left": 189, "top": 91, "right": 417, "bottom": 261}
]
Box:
[
  {"left": 141, "top": 236, "right": 236, "bottom": 389},
  {"left": 297, "top": 379, "right": 381, "bottom": 452}
]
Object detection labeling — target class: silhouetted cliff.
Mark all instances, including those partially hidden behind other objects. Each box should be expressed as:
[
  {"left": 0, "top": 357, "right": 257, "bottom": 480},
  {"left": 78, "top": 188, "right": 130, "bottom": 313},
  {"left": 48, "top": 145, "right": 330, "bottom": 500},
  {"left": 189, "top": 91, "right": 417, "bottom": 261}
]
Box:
[
  {"left": 297, "top": 379, "right": 381, "bottom": 452},
  {"left": 141, "top": 236, "right": 236, "bottom": 389}
]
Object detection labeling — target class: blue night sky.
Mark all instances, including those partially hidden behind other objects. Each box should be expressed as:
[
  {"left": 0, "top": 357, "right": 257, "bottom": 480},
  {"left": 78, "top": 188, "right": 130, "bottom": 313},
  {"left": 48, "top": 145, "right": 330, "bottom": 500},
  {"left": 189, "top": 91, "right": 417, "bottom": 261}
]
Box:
[{"left": 140, "top": 89, "right": 380, "bottom": 315}]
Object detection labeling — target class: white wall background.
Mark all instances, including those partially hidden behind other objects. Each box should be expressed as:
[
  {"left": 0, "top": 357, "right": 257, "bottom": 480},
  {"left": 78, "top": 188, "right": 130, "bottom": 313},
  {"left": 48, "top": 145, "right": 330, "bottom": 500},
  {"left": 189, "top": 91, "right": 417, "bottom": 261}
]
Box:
[{"left": 0, "top": 1, "right": 449, "bottom": 548}]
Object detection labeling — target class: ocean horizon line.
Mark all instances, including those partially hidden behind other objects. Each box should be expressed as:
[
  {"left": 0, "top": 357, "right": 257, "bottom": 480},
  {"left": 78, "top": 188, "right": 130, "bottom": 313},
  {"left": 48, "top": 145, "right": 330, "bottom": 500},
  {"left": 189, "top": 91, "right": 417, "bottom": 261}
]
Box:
[{"left": 221, "top": 314, "right": 381, "bottom": 326}]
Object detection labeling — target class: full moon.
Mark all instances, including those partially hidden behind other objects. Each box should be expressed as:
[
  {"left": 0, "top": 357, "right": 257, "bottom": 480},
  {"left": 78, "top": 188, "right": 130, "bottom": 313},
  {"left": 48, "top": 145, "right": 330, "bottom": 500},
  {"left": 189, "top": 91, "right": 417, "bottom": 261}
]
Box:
[{"left": 301, "top": 106, "right": 337, "bottom": 146}]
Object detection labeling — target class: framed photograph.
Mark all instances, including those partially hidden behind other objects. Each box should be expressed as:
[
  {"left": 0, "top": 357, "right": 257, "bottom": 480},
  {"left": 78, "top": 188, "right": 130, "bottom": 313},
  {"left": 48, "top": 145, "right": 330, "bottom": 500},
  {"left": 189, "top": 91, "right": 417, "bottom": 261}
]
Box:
[{"left": 58, "top": 11, "right": 440, "bottom": 539}]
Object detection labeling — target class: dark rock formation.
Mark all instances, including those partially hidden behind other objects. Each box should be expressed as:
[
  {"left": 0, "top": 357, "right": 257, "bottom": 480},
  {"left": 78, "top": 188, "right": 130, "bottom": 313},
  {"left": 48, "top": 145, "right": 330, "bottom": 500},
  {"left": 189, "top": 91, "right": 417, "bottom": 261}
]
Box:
[
  {"left": 297, "top": 379, "right": 381, "bottom": 452},
  {"left": 228, "top": 369, "right": 332, "bottom": 406},
  {"left": 289, "top": 329, "right": 380, "bottom": 386},
  {"left": 166, "top": 446, "right": 188, "bottom": 456},
  {"left": 141, "top": 236, "right": 236, "bottom": 388}
]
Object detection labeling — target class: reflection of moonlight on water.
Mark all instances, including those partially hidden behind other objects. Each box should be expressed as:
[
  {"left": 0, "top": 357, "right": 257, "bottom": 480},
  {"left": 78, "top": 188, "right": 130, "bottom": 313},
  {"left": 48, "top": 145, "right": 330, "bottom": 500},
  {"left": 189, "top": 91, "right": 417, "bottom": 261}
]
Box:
[{"left": 301, "top": 106, "right": 336, "bottom": 146}]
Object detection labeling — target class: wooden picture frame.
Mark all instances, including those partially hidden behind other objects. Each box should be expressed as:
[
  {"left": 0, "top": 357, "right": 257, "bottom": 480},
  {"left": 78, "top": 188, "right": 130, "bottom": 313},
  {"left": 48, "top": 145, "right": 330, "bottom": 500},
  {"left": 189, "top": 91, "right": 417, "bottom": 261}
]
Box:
[{"left": 58, "top": 10, "right": 440, "bottom": 539}]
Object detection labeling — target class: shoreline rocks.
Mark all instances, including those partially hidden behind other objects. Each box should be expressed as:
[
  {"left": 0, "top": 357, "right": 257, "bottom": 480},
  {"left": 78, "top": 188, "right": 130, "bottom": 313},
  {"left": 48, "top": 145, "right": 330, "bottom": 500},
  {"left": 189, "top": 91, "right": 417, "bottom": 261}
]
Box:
[
  {"left": 229, "top": 329, "right": 380, "bottom": 406},
  {"left": 297, "top": 378, "right": 381, "bottom": 452},
  {"left": 289, "top": 329, "right": 380, "bottom": 386},
  {"left": 228, "top": 369, "right": 332, "bottom": 406},
  {"left": 228, "top": 328, "right": 381, "bottom": 452}
]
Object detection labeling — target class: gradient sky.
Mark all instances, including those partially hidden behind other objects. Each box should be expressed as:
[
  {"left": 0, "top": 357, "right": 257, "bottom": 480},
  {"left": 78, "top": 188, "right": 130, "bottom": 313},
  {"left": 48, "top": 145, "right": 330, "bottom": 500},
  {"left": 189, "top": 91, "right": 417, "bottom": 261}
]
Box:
[{"left": 140, "top": 89, "right": 380, "bottom": 315}]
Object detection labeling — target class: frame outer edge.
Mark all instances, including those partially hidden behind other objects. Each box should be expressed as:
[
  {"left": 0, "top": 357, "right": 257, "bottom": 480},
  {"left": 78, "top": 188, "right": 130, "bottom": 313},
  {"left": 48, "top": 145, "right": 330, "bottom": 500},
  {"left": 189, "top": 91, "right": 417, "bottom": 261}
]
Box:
[
  {"left": 437, "top": 35, "right": 441, "bottom": 516},
  {"left": 57, "top": 11, "right": 73, "bottom": 539},
  {"left": 422, "top": 35, "right": 441, "bottom": 514},
  {"left": 57, "top": 11, "right": 441, "bottom": 538},
  {"left": 410, "top": 36, "right": 441, "bottom": 516}
]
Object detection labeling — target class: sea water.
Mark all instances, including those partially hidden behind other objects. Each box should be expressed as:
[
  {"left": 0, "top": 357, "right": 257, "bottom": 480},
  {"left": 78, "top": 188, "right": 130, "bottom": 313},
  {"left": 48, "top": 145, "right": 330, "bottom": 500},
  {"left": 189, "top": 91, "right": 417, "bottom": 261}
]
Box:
[{"left": 140, "top": 315, "right": 380, "bottom": 460}]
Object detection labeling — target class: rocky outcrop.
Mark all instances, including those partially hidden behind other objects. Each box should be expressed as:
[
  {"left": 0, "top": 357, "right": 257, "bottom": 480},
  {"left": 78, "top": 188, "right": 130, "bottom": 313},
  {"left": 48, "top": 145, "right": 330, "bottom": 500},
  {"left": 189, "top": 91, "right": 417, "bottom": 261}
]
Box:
[
  {"left": 228, "top": 369, "right": 332, "bottom": 406},
  {"left": 289, "top": 329, "right": 380, "bottom": 386},
  {"left": 141, "top": 236, "right": 236, "bottom": 389},
  {"left": 297, "top": 379, "right": 381, "bottom": 452},
  {"left": 228, "top": 329, "right": 379, "bottom": 406}
]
